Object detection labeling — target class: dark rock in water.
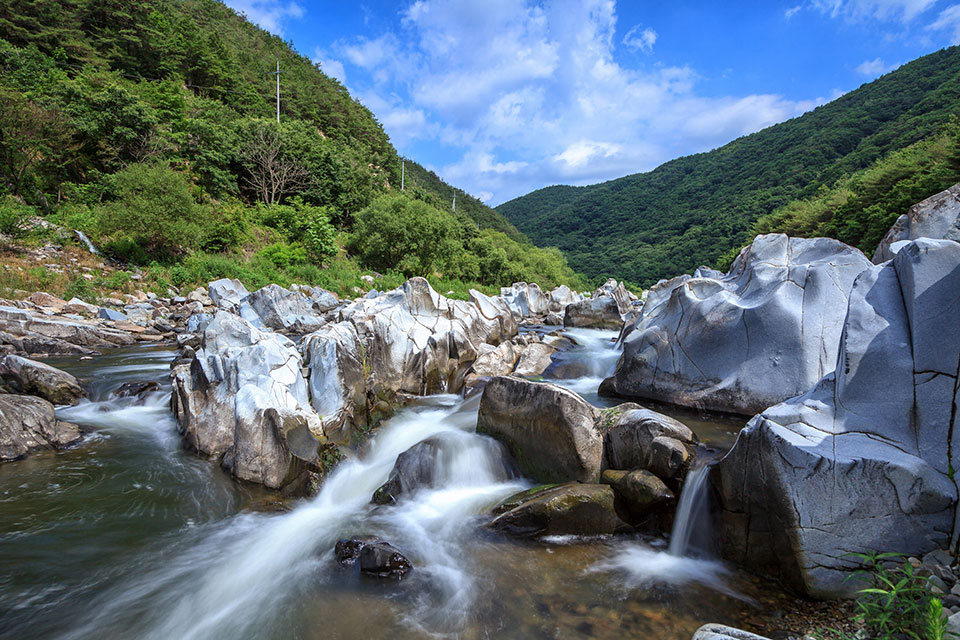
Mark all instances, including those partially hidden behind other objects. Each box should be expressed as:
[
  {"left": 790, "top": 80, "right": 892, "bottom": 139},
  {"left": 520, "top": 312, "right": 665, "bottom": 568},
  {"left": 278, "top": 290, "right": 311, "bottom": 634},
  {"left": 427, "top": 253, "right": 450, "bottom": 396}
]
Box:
[
  {"left": 601, "top": 469, "right": 674, "bottom": 521},
  {"left": 335, "top": 538, "right": 413, "bottom": 579},
  {"left": 372, "top": 438, "right": 442, "bottom": 505},
  {"left": 0, "top": 394, "right": 82, "bottom": 461},
  {"left": 335, "top": 536, "right": 383, "bottom": 565},
  {"left": 488, "top": 482, "right": 632, "bottom": 538},
  {"left": 114, "top": 380, "right": 160, "bottom": 399},
  {"left": 359, "top": 541, "right": 413, "bottom": 579},
  {"left": 563, "top": 297, "right": 622, "bottom": 330},
  {"left": 601, "top": 404, "right": 698, "bottom": 480},
  {"left": 0, "top": 355, "right": 85, "bottom": 405}
]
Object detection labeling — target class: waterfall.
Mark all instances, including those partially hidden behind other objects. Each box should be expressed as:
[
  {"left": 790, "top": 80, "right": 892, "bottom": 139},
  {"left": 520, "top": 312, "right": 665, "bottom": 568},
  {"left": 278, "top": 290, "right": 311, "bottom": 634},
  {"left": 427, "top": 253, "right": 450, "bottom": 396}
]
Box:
[
  {"left": 75, "top": 230, "right": 100, "bottom": 255},
  {"left": 668, "top": 463, "right": 712, "bottom": 557}
]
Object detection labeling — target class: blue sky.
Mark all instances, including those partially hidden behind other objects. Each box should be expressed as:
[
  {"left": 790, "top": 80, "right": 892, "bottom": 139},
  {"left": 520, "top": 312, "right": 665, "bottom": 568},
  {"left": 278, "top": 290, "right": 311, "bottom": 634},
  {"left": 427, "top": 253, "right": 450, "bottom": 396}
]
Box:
[{"left": 224, "top": 0, "right": 960, "bottom": 205}]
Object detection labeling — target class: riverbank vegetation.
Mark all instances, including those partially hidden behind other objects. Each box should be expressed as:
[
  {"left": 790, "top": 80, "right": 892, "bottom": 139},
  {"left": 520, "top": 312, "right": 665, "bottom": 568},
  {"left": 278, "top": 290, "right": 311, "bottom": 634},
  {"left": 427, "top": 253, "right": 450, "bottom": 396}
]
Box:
[{"left": 0, "top": 0, "right": 585, "bottom": 300}]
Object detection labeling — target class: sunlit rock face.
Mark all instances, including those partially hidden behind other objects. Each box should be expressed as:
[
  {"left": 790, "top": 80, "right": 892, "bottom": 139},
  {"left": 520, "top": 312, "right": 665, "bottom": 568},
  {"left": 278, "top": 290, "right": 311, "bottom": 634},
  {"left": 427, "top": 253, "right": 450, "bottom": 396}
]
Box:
[
  {"left": 716, "top": 239, "right": 960, "bottom": 598},
  {"left": 873, "top": 182, "right": 960, "bottom": 263},
  {"left": 171, "top": 311, "right": 321, "bottom": 489},
  {"left": 302, "top": 278, "right": 518, "bottom": 436},
  {"left": 608, "top": 234, "right": 872, "bottom": 415}
]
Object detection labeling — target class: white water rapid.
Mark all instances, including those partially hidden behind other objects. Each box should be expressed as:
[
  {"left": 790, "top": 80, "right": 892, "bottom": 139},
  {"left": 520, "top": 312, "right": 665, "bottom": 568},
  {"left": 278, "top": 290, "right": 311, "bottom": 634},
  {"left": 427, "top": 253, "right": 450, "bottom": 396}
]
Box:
[{"left": 61, "top": 394, "right": 529, "bottom": 640}]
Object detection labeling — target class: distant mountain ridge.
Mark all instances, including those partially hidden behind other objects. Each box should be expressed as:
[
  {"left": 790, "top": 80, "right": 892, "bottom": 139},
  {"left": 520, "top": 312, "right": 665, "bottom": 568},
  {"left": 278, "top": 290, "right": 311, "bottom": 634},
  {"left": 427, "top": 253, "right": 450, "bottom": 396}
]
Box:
[{"left": 496, "top": 45, "right": 960, "bottom": 286}]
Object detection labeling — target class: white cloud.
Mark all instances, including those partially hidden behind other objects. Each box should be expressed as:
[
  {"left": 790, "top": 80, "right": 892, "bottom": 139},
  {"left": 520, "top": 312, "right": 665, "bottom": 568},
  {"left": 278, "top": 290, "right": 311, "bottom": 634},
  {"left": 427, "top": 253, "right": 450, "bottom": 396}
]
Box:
[
  {"left": 927, "top": 4, "right": 960, "bottom": 41},
  {"left": 855, "top": 57, "right": 900, "bottom": 75},
  {"left": 222, "top": 0, "right": 303, "bottom": 35},
  {"left": 785, "top": 5, "right": 804, "bottom": 18},
  {"left": 810, "top": 0, "right": 937, "bottom": 22},
  {"left": 332, "top": 0, "right": 823, "bottom": 204},
  {"left": 313, "top": 50, "right": 347, "bottom": 83},
  {"left": 622, "top": 25, "right": 657, "bottom": 52}
]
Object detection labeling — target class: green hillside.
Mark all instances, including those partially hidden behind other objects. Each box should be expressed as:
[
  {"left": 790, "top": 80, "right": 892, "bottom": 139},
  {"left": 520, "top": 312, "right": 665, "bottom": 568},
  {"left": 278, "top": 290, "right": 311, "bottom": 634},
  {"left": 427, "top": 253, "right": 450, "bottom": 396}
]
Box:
[
  {"left": 0, "top": 0, "right": 583, "bottom": 297},
  {"left": 497, "top": 46, "right": 960, "bottom": 286}
]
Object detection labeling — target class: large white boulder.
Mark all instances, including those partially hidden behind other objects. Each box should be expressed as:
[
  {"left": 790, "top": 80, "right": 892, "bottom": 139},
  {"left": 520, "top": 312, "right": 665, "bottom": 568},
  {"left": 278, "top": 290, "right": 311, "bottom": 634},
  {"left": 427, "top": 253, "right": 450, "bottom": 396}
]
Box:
[
  {"left": 608, "top": 234, "right": 873, "bottom": 415},
  {"left": 873, "top": 182, "right": 960, "bottom": 263},
  {"left": 715, "top": 238, "right": 960, "bottom": 598},
  {"left": 240, "top": 283, "right": 327, "bottom": 334},
  {"left": 302, "top": 278, "right": 518, "bottom": 435},
  {"left": 171, "top": 312, "right": 321, "bottom": 489},
  {"left": 207, "top": 278, "right": 249, "bottom": 311}
]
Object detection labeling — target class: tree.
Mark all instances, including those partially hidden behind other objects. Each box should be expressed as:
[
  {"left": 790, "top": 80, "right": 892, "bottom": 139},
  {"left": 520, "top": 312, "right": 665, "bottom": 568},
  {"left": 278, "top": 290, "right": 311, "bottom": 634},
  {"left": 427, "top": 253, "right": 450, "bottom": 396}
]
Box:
[
  {"left": 240, "top": 120, "right": 310, "bottom": 205},
  {"left": 351, "top": 195, "right": 462, "bottom": 277},
  {"left": 0, "top": 89, "right": 75, "bottom": 197}
]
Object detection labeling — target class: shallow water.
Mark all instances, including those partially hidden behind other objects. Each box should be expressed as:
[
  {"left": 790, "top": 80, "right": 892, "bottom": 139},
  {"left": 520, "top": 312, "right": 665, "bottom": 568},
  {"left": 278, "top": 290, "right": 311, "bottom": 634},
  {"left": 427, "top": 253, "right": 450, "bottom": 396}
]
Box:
[{"left": 0, "top": 340, "right": 783, "bottom": 639}]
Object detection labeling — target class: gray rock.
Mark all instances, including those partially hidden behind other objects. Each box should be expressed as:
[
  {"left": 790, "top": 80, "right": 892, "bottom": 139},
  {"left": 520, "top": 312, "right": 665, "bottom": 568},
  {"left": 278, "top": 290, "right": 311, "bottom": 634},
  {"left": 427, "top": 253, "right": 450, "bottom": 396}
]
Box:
[
  {"left": 290, "top": 283, "right": 339, "bottom": 312},
  {"left": 874, "top": 182, "right": 960, "bottom": 263},
  {"left": 691, "top": 624, "right": 771, "bottom": 640},
  {"left": 488, "top": 482, "right": 631, "bottom": 538},
  {"left": 207, "top": 278, "right": 249, "bottom": 311},
  {"left": 0, "top": 304, "right": 135, "bottom": 353},
  {"left": 0, "top": 394, "right": 82, "bottom": 461},
  {"left": 601, "top": 405, "right": 698, "bottom": 479},
  {"left": 98, "top": 307, "right": 128, "bottom": 322},
  {"left": 302, "top": 278, "right": 518, "bottom": 436},
  {"left": 499, "top": 282, "right": 549, "bottom": 318},
  {"left": 512, "top": 342, "right": 557, "bottom": 377},
  {"left": 171, "top": 312, "right": 322, "bottom": 489},
  {"left": 358, "top": 541, "right": 412, "bottom": 579},
  {"left": 563, "top": 296, "right": 623, "bottom": 329},
  {"left": 610, "top": 234, "right": 872, "bottom": 415},
  {"left": 0, "top": 355, "right": 85, "bottom": 405},
  {"left": 477, "top": 376, "right": 602, "bottom": 483},
  {"left": 593, "top": 278, "right": 633, "bottom": 315},
  {"left": 185, "top": 313, "right": 213, "bottom": 334},
  {"left": 716, "top": 238, "right": 960, "bottom": 598},
  {"left": 242, "top": 284, "right": 326, "bottom": 334}
]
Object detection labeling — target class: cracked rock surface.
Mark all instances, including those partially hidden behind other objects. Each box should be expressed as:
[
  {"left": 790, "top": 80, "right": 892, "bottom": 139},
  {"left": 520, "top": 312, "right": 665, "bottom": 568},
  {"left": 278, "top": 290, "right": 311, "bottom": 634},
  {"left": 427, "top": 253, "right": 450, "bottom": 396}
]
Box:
[
  {"left": 873, "top": 181, "right": 960, "bottom": 263},
  {"left": 715, "top": 238, "right": 960, "bottom": 598},
  {"left": 609, "top": 234, "right": 872, "bottom": 415}
]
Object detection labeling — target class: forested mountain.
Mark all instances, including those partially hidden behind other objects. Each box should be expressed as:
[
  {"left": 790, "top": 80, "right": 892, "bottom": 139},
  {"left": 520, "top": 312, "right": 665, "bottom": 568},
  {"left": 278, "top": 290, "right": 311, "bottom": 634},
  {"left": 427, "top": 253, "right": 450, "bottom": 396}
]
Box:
[
  {"left": 0, "top": 0, "right": 583, "bottom": 298},
  {"left": 497, "top": 46, "right": 960, "bottom": 286}
]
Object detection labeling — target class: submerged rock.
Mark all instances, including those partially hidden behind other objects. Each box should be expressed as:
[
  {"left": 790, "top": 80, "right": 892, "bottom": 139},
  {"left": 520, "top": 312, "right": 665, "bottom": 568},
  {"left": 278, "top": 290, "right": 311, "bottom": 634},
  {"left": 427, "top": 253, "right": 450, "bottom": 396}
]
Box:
[
  {"left": 113, "top": 380, "right": 160, "bottom": 399},
  {"left": 0, "top": 394, "right": 82, "bottom": 461},
  {"left": 359, "top": 541, "right": 413, "bottom": 579},
  {"left": 477, "top": 376, "right": 602, "bottom": 483},
  {"left": 609, "top": 234, "right": 872, "bottom": 415},
  {"left": 873, "top": 182, "right": 960, "bottom": 263},
  {"left": 716, "top": 238, "right": 960, "bottom": 598},
  {"left": 0, "top": 355, "right": 85, "bottom": 405},
  {"left": 488, "top": 482, "right": 631, "bottom": 538}
]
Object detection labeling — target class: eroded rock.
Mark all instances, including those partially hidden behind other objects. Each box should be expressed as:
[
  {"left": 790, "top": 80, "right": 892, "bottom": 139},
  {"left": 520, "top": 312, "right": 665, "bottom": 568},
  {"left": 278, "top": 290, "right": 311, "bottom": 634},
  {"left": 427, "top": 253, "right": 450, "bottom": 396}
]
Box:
[
  {"left": 715, "top": 238, "right": 960, "bottom": 598},
  {"left": 609, "top": 234, "right": 872, "bottom": 415},
  {"left": 0, "top": 394, "right": 82, "bottom": 461},
  {"left": 874, "top": 182, "right": 960, "bottom": 263},
  {"left": 0, "top": 355, "right": 84, "bottom": 405},
  {"left": 488, "top": 482, "right": 631, "bottom": 538}
]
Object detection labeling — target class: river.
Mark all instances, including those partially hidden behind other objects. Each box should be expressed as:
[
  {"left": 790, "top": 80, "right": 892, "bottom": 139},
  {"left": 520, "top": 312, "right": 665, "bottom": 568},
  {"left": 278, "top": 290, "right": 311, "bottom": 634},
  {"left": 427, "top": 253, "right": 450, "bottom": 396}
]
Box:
[{"left": 0, "top": 329, "right": 791, "bottom": 639}]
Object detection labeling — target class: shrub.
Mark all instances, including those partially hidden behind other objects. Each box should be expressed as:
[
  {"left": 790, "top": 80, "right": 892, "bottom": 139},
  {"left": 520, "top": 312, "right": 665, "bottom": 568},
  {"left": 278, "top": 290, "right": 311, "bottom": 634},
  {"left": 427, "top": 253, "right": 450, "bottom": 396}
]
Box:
[
  {"left": 63, "top": 275, "right": 94, "bottom": 302},
  {"left": 258, "top": 242, "right": 307, "bottom": 268},
  {"left": 0, "top": 197, "right": 34, "bottom": 238}
]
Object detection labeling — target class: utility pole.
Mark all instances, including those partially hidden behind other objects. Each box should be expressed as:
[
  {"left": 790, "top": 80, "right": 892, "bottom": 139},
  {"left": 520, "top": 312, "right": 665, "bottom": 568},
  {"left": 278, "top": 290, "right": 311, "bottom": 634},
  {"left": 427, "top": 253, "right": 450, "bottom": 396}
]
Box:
[
  {"left": 452, "top": 192, "right": 456, "bottom": 211},
  {"left": 269, "top": 60, "right": 282, "bottom": 123},
  {"left": 401, "top": 159, "right": 405, "bottom": 190}
]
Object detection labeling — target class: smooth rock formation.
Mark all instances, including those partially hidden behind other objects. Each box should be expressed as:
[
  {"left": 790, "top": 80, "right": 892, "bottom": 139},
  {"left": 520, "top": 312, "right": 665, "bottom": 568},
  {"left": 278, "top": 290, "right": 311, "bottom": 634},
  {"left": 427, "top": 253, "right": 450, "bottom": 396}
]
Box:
[
  {"left": 240, "top": 283, "right": 326, "bottom": 333},
  {"left": 478, "top": 376, "right": 602, "bottom": 483},
  {"left": 0, "top": 355, "right": 85, "bottom": 405},
  {"left": 171, "top": 311, "right": 321, "bottom": 489},
  {"left": 488, "top": 482, "right": 631, "bottom": 538},
  {"left": 290, "top": 283, "right": 340, "bottom": 312},
  {"left": 716, "top": 238, "right": 960, "bottom": 598},
  {"left": 512, "top": 342, "right": 557, "bottom": 377},
  {"left": 372, "top": 437, "right": 441, "bottom": 505},
  {"left": 498, "top": 282, "right": 583, "bottom": 321},
  {"left": 609, "top": 234, "right": 873, "bottom": 415},
  {"left": 0, "top": 394, "right": 82, "bottom": 461},
  {"left": 874, "top": 182, "right": 960, "bottom": 263},
  {"left": 302, "top": 278, "right": 518, "bottom": 435}
]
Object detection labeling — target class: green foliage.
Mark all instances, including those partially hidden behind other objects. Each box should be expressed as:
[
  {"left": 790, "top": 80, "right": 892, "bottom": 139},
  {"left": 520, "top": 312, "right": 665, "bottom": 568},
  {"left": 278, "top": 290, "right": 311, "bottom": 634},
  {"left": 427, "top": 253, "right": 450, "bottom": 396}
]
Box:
[
  {"left": 351, "top": 195, "right": 463, "bottom": 277},
  {"left": 0, "top": 196, "right": 34, "bottom": 238},
  {"left": 63, "top": 274, "right": 94, "bottom": 301},
  {"left": 97, "top": 163, "right": 204, "bottom": 260},
  {"left": 258, "top": 242, "right": 306, "bottom": 268},
  {"left": 498, "top": 46, "right": 960, "bottom": 286},
  {"left": 815, "top": 552, "right": 959, "bottom": 640}
]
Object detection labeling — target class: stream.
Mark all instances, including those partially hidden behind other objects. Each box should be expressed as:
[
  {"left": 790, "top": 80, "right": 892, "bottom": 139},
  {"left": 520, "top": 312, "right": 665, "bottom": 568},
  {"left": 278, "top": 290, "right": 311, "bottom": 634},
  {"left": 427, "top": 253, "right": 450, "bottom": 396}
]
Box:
[{"left": 0, "top": 329, "right": 789, "bottom": 639}]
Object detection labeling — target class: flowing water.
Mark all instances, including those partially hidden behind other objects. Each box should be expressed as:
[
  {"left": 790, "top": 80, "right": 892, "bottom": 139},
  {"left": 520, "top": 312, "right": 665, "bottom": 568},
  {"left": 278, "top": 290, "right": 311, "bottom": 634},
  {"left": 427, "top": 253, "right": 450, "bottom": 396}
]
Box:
[{"left": 0, "top": 333, "right": 790, "bottom": 639}]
